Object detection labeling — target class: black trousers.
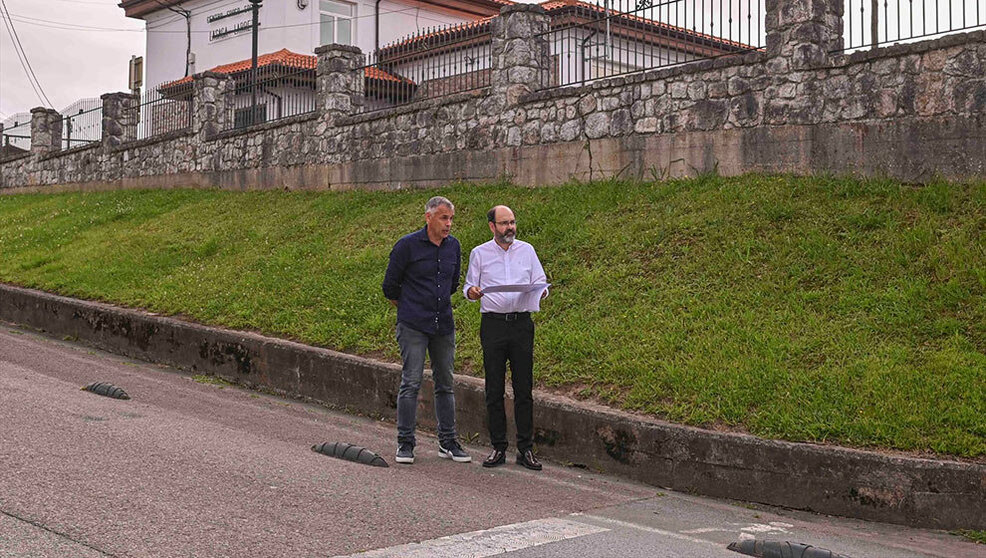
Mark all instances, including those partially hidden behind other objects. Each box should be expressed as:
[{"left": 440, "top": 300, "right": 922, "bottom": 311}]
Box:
[{"left": 481, "top": 313, "right": 535, "bottom": 453}]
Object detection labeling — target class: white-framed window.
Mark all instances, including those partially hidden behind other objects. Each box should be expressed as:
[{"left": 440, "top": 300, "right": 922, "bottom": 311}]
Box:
[{"left": 320, "top": 0, "right": 355, "bottom": 46}]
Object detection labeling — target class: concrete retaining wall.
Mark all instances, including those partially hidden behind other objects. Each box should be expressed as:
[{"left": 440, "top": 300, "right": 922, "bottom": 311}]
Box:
[{"left": 2, "top": 282, "right": 983, "bottom": 531}]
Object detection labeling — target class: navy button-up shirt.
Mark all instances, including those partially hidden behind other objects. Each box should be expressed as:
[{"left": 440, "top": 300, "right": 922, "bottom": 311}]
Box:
[{"left": 382, "top": 226, "right": 461, "bottom": 336}]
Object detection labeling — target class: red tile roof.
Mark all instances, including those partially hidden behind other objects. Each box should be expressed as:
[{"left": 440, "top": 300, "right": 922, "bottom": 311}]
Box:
[
  {"left": 165, "top": 49, "right": 316, "bottom": 87},
  {"left": 382, "top": 16, "right": 495, "bottom": 53},
  {"left": 365, "top": 66, "right": 414, "bottom": 84},
  {"left": 160, "top": 49, "right": 410, "bottom": 89}
]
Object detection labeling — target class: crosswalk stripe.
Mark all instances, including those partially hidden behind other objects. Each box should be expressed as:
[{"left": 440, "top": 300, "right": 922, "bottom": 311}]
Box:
[
  {"left": 335, "top": 517, "right": 609, "bottom": 557},
  {"left": 579, "top": 514, "right": 723, "bottom": 547}
]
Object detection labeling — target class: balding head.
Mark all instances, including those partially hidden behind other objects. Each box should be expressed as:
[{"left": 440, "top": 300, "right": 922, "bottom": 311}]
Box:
[
  {"left": 487, "top": 205, "right": 512, "bottom": 224},
  {"left": 487, "top": 205, "right": 516, "bottom": 247}
]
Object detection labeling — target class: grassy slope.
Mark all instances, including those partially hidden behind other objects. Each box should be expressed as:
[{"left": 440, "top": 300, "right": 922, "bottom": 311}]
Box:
[{"left": 1, "top": 175, "right": 983, "bottom": 457}]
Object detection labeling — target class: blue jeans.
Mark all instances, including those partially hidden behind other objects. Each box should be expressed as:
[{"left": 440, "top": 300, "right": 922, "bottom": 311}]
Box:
[{"left": 396, "top": 322, "right": 457, "bottom": 447}]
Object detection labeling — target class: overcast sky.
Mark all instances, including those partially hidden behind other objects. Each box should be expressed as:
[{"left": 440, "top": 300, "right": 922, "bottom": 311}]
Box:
[{"left": 1, "top": 0, "right": 145, "bottom": 121}]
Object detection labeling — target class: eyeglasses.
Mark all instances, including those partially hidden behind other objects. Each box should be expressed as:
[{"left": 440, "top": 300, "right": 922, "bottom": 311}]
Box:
[{"left": 495, "top": 220, "right": 516, "bottom": 226}]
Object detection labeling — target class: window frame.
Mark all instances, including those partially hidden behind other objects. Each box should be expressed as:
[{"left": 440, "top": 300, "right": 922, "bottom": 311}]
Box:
[{"left": 318, "top": 0, "right": 356, "bottom": 47}]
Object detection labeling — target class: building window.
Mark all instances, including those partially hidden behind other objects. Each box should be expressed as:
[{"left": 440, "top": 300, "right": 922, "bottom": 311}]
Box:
[{"left": 320, "top": 0, "right": 354, "bottom": 46}]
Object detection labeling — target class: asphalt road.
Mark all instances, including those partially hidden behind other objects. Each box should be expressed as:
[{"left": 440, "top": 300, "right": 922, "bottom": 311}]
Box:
[{"left": 1, "top": 325, "right": 982, "bottom": 558}]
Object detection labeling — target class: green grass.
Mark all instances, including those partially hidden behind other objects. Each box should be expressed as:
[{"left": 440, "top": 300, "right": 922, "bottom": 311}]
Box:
[
  {"left": 953, "top": 530, "right": 986, "bottom": 544},
  {"left": 191, "top": 374, "right": 233, "bottom": 387},
  {"left": 1, "top": 175, "right": 984, "bottom": 457}
]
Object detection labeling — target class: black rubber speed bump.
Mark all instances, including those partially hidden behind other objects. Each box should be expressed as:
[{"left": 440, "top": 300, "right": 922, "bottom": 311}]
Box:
[
  {"left": 727, "top": 539, "right": 852, "bottom": 558},
  {"left": 82, "top": 382, "right": 131, "bottom": 400},
  {"left": 311, "top": 442, "right": 388, "bottom": 467}
]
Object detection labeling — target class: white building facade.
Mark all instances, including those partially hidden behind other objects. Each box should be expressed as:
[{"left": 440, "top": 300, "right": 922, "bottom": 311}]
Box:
[{"left": 120, "top": 0, "right": 507, "bottom": 89}]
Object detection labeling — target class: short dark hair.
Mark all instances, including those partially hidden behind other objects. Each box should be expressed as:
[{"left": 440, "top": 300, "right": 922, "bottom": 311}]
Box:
[{"left": 487, "top": 207, "right": 497, "bottom": 223}]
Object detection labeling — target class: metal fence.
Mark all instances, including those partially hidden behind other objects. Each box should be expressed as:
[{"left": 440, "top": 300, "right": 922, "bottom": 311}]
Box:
[
  {"left": 1, "top": 119, "right": 31, "bottom": 155},
  {"left": 362, "top": 20, "right": 494, "bottom": 112},
  {"left": 543, "top": 0, "right": 764, "bottom": 88},
  {"left": 58, "top": 106, "right": 102, "bottom": 150},
  {"left": 843, "top": 0, "right": 985, "bottom": 49},
  {"left": 225, "top": 67, "right": 317, "bottom": 131},
  {"left": 127, "top": 81, "right": 194, "bottom": 142}
]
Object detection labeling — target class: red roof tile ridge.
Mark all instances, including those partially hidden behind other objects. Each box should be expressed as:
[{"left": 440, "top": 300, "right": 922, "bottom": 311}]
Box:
[
  {"left": 160, "top": 48, "right": 412, "bottom": 88},
  {"left": 161, "top": 49, "right": 317, "bottom": 88},
  {"left": 382, "top": 15, "right": 495, "bottom": 49}
]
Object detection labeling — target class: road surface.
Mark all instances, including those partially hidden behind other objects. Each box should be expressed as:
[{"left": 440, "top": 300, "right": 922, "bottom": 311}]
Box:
[{"left": 0, "top": 325, "right": 981, "bottom": 558}]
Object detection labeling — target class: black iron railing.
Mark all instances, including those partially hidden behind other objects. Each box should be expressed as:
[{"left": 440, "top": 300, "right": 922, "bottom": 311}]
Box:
[
  {"left": 542, "top": 0, "right": 764, "bottom": 89},
  {"left": 843, "top": 0, "right": 985, "bottom": 50},
  {"left": 1, "top": 120, "right": 31, "bottom": 154},
  {"left": 128, "top": 81, "right": 194, "bottom": 142},
  {"left": 362, "top": 20, "right": 493, "bottom": 112},
  {"left": 58, "top": 105, "right": 102, "bottom": 150},
  {"left": 226, "top": 67, "right": 317, "bottom": 130}
]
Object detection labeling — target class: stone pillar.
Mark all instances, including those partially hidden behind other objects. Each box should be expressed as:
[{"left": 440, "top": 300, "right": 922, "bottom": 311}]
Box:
[
  {"left": 491, "top": 4, "right": 551, "bottom": 106},
  {"left": 315, "top": 44, "right": 365, "bottom": 121},
  {"left": 765, "top": 0, "right": 844, "bottom": 70},
  {"left": 101, "top": 92, "right": 139, "bottom": 149},
  {"left": 192, "top": 71, "right": 233, "bottom": 141},
  {"left": 30, "top": 107, "right": 62, "bottom": 156}
]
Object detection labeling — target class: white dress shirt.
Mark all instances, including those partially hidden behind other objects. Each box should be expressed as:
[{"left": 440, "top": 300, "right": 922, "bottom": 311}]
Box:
[{"left": 463, "top": 239, "right": 548, "bottom": 313}]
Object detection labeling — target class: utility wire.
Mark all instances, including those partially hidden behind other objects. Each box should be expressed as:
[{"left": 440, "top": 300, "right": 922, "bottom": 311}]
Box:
[
  {"left": 3, "top": 5, "right": 463, "bottom": 33},
  {"left": 0, "top": 0, "right": 53, "bottom": 107},
  {"left": 145, "top": 0, "right": 241, "bottom": 30},
  {"left": 3, "top": 13, "right": 145, "bottom": 31},
  {"left": 40, "top": 0, "right": 123, "bottom": 4},
  {"left": 153, "top": 0, "right": 192, "bottom": 76},
  {"left": 0, "top": 14, "right": 47, "bottom": 107}
]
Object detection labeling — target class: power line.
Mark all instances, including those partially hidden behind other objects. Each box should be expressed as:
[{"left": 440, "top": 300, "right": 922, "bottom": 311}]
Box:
[
  {"left": 3, "top": 4, "right": 464, "bottom": 34},
  {"left": 145, "top": 0, "right": 244, "bottom": 29},
  {"left": 40, "top": 0, "right": 124, "bottom": 4},
  {"left": 0, "top": 0, "right": 54, "bottom": 107},
  {"left": 3, "top": 13, "right": 145, "bottom": 31},
  {"left": 0, "top": 17, "right": 47, "bottom": 106},
  {"left": 0, "top": 21, "right": 48, "bottom": 108},
  {"left": 152, "top": 0, "right": 192, "bottom": 76},
  {"left": 0, "top": 0, "right": 243, "bottom": 33}
]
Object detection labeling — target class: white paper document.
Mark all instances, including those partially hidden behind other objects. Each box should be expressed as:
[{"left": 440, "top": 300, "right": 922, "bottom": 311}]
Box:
[{"left": 481, "top": 283, "right": 550, "bottom": 294}]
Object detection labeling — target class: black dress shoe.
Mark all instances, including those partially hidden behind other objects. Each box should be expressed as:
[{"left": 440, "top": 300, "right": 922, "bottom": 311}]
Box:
[
  {"left": 516, "top": 449, "right": 542, "bottom": 471},
  {"left": 483, "top": 448, "right": 506, "bottom": 468}
]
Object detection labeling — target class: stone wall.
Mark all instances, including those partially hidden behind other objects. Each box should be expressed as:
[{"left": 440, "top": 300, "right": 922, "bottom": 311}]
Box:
[{"left": 2, "top": 1, "right": 984, "bottom": 193}]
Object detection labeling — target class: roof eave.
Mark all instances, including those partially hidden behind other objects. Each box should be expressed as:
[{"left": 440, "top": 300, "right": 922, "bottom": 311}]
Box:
[{"left": 119, "top": 0, "right": 185, "bottom": 19}]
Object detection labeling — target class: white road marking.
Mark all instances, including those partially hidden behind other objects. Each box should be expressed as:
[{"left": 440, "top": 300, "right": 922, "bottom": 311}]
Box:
[
  {"left": 577, "top": 514, "right": 723, "bottom": 547},
  {"left": 739, "top": 522, "right": 792, "bottom": 534},
  {"left": 336, "top": 517, "right": 609, "bottom": 557},
  {"left": 681, "top": 527, "right": 731, "bottom": 534}
]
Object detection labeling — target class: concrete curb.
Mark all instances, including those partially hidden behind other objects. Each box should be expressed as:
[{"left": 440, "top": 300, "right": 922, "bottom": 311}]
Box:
[{"left": 1, "top": 283, "right": 983, "bottom": 530}]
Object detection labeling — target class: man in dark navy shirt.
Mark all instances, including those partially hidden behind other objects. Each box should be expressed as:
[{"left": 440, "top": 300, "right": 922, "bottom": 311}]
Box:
[{"left": 382, "top": 196, "right": 471, "bottom": 465}]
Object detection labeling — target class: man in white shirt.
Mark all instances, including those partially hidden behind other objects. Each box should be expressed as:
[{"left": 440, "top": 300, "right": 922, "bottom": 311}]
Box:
[{"left": 464, "top": 205, "right": 548, "bottom": 471}]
